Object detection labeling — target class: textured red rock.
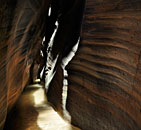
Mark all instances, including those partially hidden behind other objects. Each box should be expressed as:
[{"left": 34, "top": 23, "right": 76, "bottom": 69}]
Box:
[
  {"left": 1, "top": 0, "right": 141, "bottom": 130},
  {"left": 0, "top": 0, "right": 51, "bottom": 129},
  {"left": 47, "top": 0, "right": 141, "bottom": 129},
  {"left": 66, "top": 0, "right": 141, "bottom": 129}
]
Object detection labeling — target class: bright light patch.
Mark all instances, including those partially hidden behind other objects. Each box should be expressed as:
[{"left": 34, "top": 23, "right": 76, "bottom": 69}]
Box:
[
  {"left": 48, "top": 7, "right": 51, "bottom": 16},
  {"left": 32, "top": 85, "right": 78, "bottom": 130}
]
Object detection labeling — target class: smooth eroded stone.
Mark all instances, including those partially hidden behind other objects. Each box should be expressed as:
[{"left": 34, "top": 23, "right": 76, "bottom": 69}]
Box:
[{"left": 66, "top": 0, "right": 141, "bottom": 129}]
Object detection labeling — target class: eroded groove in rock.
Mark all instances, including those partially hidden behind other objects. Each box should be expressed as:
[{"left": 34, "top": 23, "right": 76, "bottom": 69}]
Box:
[{"left": 66, "top": 0, "right": 141, "bottom": 129}]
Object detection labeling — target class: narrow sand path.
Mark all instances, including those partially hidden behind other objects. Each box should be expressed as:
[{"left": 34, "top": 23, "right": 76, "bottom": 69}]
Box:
[{"left": 4, "top": 84, "right": 79, "bottom": 130}]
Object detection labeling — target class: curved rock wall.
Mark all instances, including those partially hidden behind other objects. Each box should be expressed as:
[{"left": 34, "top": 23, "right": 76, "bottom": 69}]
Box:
[
  {"left": 66, "top": 0, "right": 141, "bottom": 129},
  {"left": 0, "top": 0, "right": 50, "bottom": 129},
  {"left": 0, "top": 1, "right": 17, "bottom": 129}
]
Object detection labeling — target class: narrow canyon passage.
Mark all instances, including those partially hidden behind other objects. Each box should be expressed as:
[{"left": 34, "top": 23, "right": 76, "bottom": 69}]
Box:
[{"left": 4, "top": 84, "right": 79, "bottom": 130}]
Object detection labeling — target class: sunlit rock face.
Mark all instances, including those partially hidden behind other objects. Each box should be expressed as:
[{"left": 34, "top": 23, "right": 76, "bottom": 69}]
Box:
[{"left": 45, "top": 0, "right": 85, "bottom": 127}]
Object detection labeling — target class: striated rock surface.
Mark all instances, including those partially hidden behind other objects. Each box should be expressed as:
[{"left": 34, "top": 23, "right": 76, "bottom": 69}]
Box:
[
  {"left": 0, "top": 0, "right": 50, "bottom": 129},
  {"left": 1, "top": 0, "right": 141, "bottom": 129},
  {"left": 66, "top": 0, "right": 141, "bottom": 129}
]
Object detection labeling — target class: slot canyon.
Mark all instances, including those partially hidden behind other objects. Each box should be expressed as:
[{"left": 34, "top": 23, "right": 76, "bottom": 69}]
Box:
[{"left": 0, "top": 0, "right": 141, "bottom": 130}]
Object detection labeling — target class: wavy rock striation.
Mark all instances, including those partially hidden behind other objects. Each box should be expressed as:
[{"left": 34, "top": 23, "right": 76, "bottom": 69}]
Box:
[
  {"left": 66, "top": 0, "right": 141, "bottom": 129},
  {"left": 0, "top": 0, "right": 50, "bottom": 129}
]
